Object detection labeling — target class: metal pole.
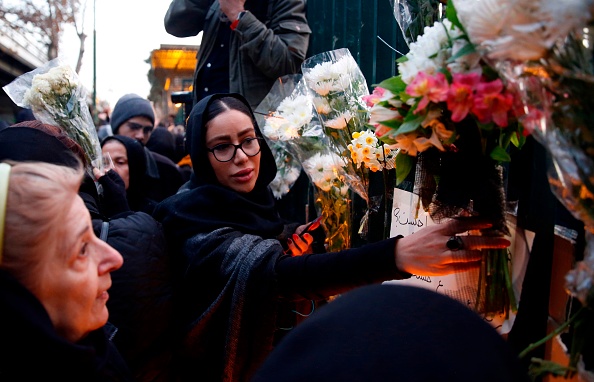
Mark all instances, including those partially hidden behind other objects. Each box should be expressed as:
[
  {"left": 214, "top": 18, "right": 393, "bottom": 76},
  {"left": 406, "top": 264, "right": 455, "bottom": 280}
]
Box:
[{"left": 92, "top": 0, "right": 97, "bottom": 111}]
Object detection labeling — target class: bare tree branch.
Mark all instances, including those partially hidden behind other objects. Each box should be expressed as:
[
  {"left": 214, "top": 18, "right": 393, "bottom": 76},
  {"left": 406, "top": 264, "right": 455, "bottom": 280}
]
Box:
[{"left": 0, "top": 0, "right": 85, "bottom": 70}]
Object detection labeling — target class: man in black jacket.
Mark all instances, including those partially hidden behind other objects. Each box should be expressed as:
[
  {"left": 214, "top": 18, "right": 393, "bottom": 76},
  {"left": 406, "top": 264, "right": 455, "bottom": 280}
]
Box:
[{"left": 110, "top": 93, "right": 184, "bottom": 202}]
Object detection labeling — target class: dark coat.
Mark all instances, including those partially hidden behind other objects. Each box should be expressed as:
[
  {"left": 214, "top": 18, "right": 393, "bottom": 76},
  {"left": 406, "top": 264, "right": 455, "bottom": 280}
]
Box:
[
  {"left": 0, "top": 271, "right": 133, "bottom": 382},
  {"left": 0, "top": 124, "right": 175, "bottom": 382},
  {"left": 164, "top": 0, "right": 311, "bottom": 108},
  {"left": 84, "top": 193, "right": 176, "bottom": 382},
  {"left": 154, "top": 94, "right": 411, "bottom": 382}
]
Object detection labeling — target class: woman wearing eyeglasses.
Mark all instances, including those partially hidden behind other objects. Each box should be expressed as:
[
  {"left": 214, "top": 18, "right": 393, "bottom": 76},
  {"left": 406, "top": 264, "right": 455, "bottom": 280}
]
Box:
[{"left": 153, "top": 93, "right": 512, "bottom": 382}]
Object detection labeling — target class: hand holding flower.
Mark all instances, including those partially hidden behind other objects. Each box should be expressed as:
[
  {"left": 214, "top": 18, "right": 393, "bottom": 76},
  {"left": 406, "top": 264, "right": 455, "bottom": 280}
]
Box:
[{"left": 394, "top": 217, "right": 511, "bottom": 276}]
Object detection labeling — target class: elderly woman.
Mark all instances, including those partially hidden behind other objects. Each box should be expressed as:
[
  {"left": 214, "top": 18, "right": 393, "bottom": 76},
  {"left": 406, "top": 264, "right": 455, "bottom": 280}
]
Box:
[
  {"left": 0, "top": 122, "right": 175, "bottom": 382},
  {"left": 0, "top": 160, "right": 131, "bottom": 381}
]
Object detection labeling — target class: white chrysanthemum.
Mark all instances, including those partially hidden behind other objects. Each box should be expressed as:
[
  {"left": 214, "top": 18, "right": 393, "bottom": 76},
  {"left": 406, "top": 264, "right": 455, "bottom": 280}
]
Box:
[
  {"left": 313, "top": 97, "right": 332, "bottom": 114},
  {"left": 308, "top": 81, "right": 334, "bottom": 96},
  {"left": 269, "top": 174, "right": 287, "bottom": 199},
  {"left": 282, "top": 98, "right": 313, "bottom": 128},
  {"left": 453, "top": 0, "right": 593, "bottom": 61},
  {"left": 304, "top": 55, "right": 363, "bottom": 95},
  {"left": 278, "top": 94, "right": 309, "bottom": 115},
  {"left": 277, "top": 121, "right": 301, "bottom": 141},
  {"left": 262, "top": 116, "right": 286, "bottom": 141},
  {"left": 332, "top": 55, "right": 358, "bottom": 78},
  {"left": 306, "top": 61, "right": 335, "bottom": 82},
  {"left": 324, "top": 111, "right": 354, "bottom": 129},
  {"left": 269, "top": 164, "right": 301, "bottom": 199},
  {"left": 302, "top": 152, "right": 343, "bottom": 191},
  {"left": 397, "top": 19, "right": 464, "bottom": 83}
]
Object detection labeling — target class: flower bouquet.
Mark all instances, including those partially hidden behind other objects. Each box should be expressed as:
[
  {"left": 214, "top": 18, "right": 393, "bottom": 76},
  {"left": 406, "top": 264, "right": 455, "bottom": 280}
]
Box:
[
  {"left": 257, "top": 74, "right": 353, "bottom": 252},
  {"left": 3, "top": 58, "right": 102, "bottom": 172},
  {"left": 454, "top": 0, "right": 594, "bottom": 378},
  {"left": 390, "top": 0, "right": 444, "bottom": 46},
  {"left": 370, "top": 0, "right": 527, "bottom": 319},
  {"left": 267, "top": 140, "right": 302, "bottom": 200},
  {"left": 254, "top": 77, "right": 305, "bottom": 200},
  {"left": 302, "top": 48, "right": 399, "bottom": 239}
]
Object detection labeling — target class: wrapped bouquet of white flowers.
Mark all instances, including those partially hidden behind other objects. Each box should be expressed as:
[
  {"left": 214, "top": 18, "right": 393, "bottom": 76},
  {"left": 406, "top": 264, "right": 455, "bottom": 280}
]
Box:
[
  {"left": 3, "top": 58, "right": 102, "bottom": 171},
  {"left": 301, "top": 48, "right": 372, "bottom": 203}
]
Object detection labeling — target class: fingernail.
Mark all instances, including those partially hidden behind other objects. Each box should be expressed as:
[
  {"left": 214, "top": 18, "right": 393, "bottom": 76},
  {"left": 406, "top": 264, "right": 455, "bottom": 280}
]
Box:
[{"left": 293, "top": 234, "right": 299, "bottom": 241}]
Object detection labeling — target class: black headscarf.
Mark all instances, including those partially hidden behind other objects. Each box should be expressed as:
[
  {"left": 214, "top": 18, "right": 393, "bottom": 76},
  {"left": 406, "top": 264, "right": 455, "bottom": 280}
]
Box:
[
  {"left": 0, "top": 124, "right": 81, "bottom": 168},
  {"left": 101, "top": 135, "right": 157, "bottom": 214},
  {"left": 252, "top": 284, "right": 530, "bottom": 382},
  {"left": 154, "top": 93, "right": 283, "bottom": 243}
]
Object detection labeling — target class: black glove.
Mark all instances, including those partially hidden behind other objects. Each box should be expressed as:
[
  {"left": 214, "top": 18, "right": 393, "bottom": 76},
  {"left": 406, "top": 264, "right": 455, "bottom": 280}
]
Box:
[{"left": 97, "top": 170, "right": 131, "bottom": 218}]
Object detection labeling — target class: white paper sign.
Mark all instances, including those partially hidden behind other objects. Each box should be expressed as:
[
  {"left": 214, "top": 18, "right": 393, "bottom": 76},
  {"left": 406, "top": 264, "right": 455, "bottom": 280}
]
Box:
[{"left": 385, "top": 188, "right": 535, "bottom": 334}]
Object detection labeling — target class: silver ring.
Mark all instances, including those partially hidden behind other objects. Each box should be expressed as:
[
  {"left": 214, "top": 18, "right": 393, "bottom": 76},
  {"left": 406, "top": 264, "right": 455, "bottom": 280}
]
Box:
[{"left": 446, "top": 236, "right": 464, "bottom": 251}]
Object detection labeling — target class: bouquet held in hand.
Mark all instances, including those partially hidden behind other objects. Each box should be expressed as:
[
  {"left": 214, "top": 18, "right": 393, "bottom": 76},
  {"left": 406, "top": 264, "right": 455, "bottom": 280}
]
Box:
[{"left": 3, "top": 58, "right": 102, "bottom": 171}]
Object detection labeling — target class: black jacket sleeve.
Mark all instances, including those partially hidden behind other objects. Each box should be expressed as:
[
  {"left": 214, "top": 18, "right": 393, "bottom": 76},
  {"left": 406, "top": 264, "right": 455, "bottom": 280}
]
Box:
[{"left": 274, "top": 237, "right": 411, "bottom": 300}]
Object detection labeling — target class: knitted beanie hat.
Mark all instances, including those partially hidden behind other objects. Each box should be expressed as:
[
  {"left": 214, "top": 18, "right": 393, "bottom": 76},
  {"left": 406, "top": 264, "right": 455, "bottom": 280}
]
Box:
[{"left": 110, "top": 93, "right": 155, "bottom": 134}]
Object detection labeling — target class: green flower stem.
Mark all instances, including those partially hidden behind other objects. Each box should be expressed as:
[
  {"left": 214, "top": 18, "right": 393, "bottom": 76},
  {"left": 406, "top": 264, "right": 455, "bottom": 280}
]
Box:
[
  {"left": 477, "top": 247, "right": 516, "bottom": 318},
  {"left": 503, "top": 248, "right": 518, "bottom": 314},
  {"left": 519, "top": 307, "right": 586, "bottom": 359},
  {"left": 382, "top": 166, "right": 391, "bottom": 240}
]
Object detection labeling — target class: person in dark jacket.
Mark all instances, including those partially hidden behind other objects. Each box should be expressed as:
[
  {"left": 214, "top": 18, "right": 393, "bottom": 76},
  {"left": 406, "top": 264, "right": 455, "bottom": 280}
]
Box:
[
  {"left": 110, "top": 93, "right": 184, "bottom": 202},
  {"left": 0, "top": 160, "right": 131, "bottom": 382},
  {"left": 152, "top": 93, "right": 512, "bottom": 382},
  {"left": 163, "top": 0, "right": 311, "bottom": 109},
  {"left": 251, "top": 284, "right": 530, "bottom": 382},
  {"left": 0, "top": 122, "right": 176, "bottom": 382}
]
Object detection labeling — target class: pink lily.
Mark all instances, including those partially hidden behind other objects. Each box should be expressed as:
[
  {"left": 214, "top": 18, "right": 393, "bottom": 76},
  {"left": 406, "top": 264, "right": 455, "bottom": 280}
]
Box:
[
  {"left": 447, "top": 73, "right": 480, "bottom": 122},
  {"left": 472, "top": 79, "right": 514, "bottom": 127},
  {"left": 406, "top": 72, "right": 449, "bottom": 113},
  {"left": 363, "top": 87, "right": 387, "bottom": 107}
]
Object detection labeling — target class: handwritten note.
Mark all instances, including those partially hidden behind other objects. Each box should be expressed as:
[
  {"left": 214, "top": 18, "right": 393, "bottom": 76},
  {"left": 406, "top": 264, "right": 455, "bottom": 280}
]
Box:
[{"left": 385, "top": 188, "right": 534, "bottom": 334}]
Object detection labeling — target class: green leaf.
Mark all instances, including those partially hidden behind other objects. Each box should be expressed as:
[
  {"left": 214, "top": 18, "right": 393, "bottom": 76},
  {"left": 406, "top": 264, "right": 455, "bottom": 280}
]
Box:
[
  {"left": 528, "top": 358, "right": 572, "bottom": 379},
  {"left": 377, "top": 119, "right": 402, "bottom": 130},
  {"left": 445, "top": 2, "right": 467, "bottom": 35},
  {"left": 377, "top": 76, "right": 407, "bottom": 94},
  {"left": 511, "top": 127, "right": 526, "bottom": 149},
  {"left": 447, "top": 42, "right": 476, "bottom": 63},
  {"left": 396, "top": 55, "right": 408, "bottom": 64},
  {"left": 394, "top": 113, "right": 425, "bottom": 135},
  {"left": 490, "top": 146, "right": 511, "bottom": 162},
  {"left": 438, "top": 67, "right": 453, "bottom": 82},
  {"left": 396, "top": 152, "right": 414, "bottom": 185}
]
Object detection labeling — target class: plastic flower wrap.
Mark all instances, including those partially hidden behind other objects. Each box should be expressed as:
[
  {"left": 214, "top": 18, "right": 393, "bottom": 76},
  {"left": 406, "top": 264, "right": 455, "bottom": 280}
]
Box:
[
  {"left": 302, "top": 151, "right": 352, "bottom": 252},
  {"left": 256, "top": 74, "right": 353, "bottom": 251},
  {"left": 455, "top": 0, "right": 594, "bottom": 377},
  {"left": 301, "top": 48, "right": 373, "bottom": 203},
  {"left": 255, "top": 77, "right": 305, "bottom": 200},
  {"left": 371, "top": 1, "right": 528, "bottom": 319},
  {"left": 3, "top": 58, "right": 102, "bottom": 171},
  {"left": 266, "top": 139, "right": 302, "bottom": 200},
  {"left": 390, "top": 0, "right": 445, "bottom": 46}
]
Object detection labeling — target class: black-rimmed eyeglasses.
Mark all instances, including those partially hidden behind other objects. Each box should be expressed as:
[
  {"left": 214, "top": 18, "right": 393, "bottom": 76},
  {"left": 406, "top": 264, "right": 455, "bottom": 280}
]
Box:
[{"left": 207, "top": 137, "right": 263, "bottom": 162}]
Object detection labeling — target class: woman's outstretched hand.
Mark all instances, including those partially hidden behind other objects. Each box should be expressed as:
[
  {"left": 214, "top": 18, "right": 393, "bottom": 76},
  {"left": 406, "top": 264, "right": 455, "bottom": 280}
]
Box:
[
  {"left": 285, "top": 232, "right": 314, "bottom": 256},
  {"left": 394, "top": 217, "right": 511, "bottom": 276}
]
